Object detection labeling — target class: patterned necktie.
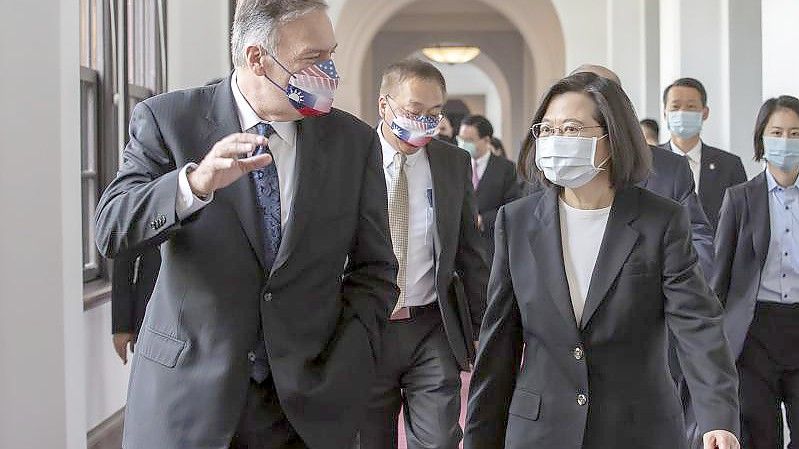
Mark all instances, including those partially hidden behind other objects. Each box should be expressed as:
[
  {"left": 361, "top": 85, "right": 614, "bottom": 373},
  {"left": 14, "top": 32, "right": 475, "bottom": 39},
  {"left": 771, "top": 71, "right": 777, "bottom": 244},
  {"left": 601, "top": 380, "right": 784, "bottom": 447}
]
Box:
[
  {"left": 251, "top": 122, "right": 281, "bottom": 271},
  {"left": 472, "top": 158, "right": 480, "bottom": 189},
  {"left": 249, "top": 122, "right": 279, "bottom": 383},
  {"left": 388, "top": 152, "right": 409, "bottom": 316}
]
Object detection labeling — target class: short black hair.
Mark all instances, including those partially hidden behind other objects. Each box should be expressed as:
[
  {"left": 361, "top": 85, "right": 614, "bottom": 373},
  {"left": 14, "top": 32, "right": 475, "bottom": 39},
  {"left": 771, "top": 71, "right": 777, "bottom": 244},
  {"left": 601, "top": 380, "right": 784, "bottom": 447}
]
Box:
[
  {"left": 519, "top": 72, "right": 652, "bottom": 188},
  {"left": 639, "top": 118, "right": 659, "bottom": 137},
  {"left": 380, "top": 58, "right": 447, "bottom": 97},
  {"left": 460, "top": 115, "right": 493, "bottom": 139},
  {"left": 663, "top": 77, "right": 707, "bottom": 107},
  {"left": 753, "top": 95, "right": 799, "bottom": 161}
]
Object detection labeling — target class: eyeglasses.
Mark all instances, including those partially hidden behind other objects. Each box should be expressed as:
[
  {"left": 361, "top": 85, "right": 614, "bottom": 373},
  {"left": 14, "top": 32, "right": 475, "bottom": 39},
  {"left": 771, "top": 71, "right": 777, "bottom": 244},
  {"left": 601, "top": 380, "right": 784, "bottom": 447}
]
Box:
[
  {"left": 386, "top": 95, "right": 444, "bottom": 124},
  {"left": 531, "top": 122, "right": 604, "bottom": 138}
]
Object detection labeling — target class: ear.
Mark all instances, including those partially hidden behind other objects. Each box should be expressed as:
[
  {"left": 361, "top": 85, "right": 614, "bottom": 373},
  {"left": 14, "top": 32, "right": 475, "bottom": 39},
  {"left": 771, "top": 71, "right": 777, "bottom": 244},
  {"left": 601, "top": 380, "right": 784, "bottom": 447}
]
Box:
[
  {"left": 246, "top": 45, "right": 268, "bottom": 76},
  {"left": 378, "top": 96, "right": 388, "bottom": 120},
  {"left": 702, "top": 106, "right": 710, "bottom": 121}
]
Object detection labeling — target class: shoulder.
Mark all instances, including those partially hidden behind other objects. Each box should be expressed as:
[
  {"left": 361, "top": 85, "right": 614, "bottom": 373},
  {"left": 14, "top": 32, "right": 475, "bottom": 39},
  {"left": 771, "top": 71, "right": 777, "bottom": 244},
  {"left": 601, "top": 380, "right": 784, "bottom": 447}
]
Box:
[
  {"left": 317, "top": 108, "right": 378, "bottom": 139},
  {"left": 503, "top": 187, "right": 545, "bottom": 218},
  {"left": 491, "top": 154, "right": 517, "bottom": 173},
  {"left": 650, "top": 145, "right": 686, "bottom": 168},
  {"left": 630, "top": 186, "right": 686, "bottom": 226},
  {"left": 729, "top": 172, "right": 765, "bottom": 200},
  {"left": 140, "top": 83, "right": 217, "bottom": 116},
  {"left": 428, "top": 138, "right": 471, "bottom": 166},
  {"left": 704, "top": 144, "right": 743, "bottom": 164}
]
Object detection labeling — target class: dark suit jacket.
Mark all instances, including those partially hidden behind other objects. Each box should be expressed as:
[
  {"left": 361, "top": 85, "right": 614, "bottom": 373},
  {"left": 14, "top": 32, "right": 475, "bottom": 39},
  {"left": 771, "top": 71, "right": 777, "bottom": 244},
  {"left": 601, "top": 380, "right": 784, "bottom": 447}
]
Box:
[
  {"left": 661, "top": 142, "right": 748, "bottom": 229},
  {"left": 712, "top": 171, "right": 770, "bottom": 359},
  {"left": 475, "top": 154, "right": 521, "bottom": 262},
  {"left": 426, "top": 139, "right": 489, "bottom": 369},
  {"left": 641, "top": 145, "right": 714, "bottom": 277},
  {"left": 95, "top": 75, "right": 398, "bottom": 449},
  {"left": 111, "top": 246, "right": 160, "bottom": 334},
  {"left": 464, "top": 186, "right": 739, "bottom": 449}
]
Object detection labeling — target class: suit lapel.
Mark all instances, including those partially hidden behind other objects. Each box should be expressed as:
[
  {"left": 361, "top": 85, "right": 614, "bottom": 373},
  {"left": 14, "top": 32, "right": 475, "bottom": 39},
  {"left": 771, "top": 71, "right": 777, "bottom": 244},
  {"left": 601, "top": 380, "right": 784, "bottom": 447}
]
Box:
[
  {"left": 699, "top": 144, "right": 720, "bottom": 205},
  {"left": 427, "top": 142, "right": 449, "bottom": 262},
  {"left": 747, "top": 172, "right": 771, "bottom": 269},
  {"left": 475, "top": 154, "right": 495, "bottom": 195},
  {"left": 270, "top": 116, "right": 327, "bottom": 276},
  {"left": 528, "top": 188, "right": 580, "bottom": 332},
  {"left": 205, "top": 75, "right": 268, "bottom": 271},
  {"left": 579, "top": 187, "right": 641, "bottom": 330}
]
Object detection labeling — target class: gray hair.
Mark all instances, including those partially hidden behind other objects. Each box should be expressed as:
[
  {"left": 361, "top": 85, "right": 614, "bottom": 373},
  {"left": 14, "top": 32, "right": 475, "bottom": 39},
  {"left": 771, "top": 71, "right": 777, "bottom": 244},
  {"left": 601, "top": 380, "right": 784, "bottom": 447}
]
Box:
[{"left": 230, "top": 0, "right": 328, "bottom": 68}]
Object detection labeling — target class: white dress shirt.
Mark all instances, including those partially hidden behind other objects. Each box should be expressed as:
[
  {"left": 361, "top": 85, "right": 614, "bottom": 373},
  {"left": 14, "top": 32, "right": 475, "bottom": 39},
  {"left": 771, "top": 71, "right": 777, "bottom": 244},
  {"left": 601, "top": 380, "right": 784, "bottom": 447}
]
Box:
[
  {"left": 472, "top": 150, "right": 491, "bottom": 183},
  {"left": 176, "top": 71, "right": 297, "bottom": 228},
  {"left": 670, "top": 140, "right": 703, "bottom": 193},
  {"left": 379, "top": 124, "right": 437, "bottom": 307},
  {"left": 559, "top": 198, "right": 611, "bottom": 323}
]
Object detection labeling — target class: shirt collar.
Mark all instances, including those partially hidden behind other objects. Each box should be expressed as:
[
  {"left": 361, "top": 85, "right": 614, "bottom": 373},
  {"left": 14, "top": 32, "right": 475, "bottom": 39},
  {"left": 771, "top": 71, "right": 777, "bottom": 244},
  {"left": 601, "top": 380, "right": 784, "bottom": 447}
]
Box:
[
  {"left": 766, "top": 168, "right": 799, "bottom": 193},
  {"left": 670, "top": 139, "right": 702, "bottom": 163},
  {"left": 474, "top": 150, "right": 491, "bottom": 167},
  {"left": 378, "top": 121, "right": 425, "bottom": 169},
  {"left": 231, "top": 71, "right": 296, "bottom": 146}
]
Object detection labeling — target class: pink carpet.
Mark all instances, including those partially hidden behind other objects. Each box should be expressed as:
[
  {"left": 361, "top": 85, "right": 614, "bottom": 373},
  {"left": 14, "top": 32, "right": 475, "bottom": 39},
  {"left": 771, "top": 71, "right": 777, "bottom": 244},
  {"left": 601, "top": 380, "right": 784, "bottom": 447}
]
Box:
[{"left": 397, "top": 372, "right": 471, "bottom": 449}]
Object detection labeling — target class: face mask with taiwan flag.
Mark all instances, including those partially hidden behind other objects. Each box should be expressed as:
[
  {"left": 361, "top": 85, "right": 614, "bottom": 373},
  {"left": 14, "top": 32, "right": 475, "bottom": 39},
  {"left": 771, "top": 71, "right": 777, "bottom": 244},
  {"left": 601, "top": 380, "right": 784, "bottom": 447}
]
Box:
[
  {"left": 385, "top": 95, "right": 442, "bottom": 148},
  {"left": 264, "top": 53, "right": 339, "bottom": 117}
]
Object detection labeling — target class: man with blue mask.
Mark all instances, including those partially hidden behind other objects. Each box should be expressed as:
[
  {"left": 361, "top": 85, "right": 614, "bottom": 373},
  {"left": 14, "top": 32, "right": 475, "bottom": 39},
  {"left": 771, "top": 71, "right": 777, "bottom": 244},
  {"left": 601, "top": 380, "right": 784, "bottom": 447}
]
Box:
[
  {"left": 457, "top": 115, "right": 521, "bottom": 262},
  {"left": 360, "top": 58, "right": 488, "bottom": 449},
  {"left": 661, "top": 77, "right": 748, "bottom": 228},
  {"left": 94, "top": 1, "right": 400, "bottom": 448}
]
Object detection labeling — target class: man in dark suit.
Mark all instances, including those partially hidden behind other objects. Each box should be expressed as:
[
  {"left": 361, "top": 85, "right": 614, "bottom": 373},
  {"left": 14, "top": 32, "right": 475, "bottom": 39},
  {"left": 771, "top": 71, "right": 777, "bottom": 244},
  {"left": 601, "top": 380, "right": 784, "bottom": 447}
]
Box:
[
  {"left": 111, "top": 246, "right": 160, "bottom": 364},
  {"left": 358, "top": 59, "right": 488, "bottom": 449},
  {"left": 662, "top": 77, "right": 748, "bottom": 228},
  {"left": 457, "top": 115, "right": 520, "bottom": 263},
  {"left": 94, "top": 2, "right": 398, "bottom": 448}
]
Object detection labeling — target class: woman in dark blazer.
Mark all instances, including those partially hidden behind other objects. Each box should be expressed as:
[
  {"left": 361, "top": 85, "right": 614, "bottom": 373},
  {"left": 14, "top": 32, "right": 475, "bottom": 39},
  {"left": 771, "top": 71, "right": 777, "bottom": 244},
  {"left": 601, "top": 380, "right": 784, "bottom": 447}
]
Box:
[
  {"left": 712, "top": 95, "right": 799, "bottom": 449},
  {"left": 463, "top": 73, "right": 740, "bottom": 449}
]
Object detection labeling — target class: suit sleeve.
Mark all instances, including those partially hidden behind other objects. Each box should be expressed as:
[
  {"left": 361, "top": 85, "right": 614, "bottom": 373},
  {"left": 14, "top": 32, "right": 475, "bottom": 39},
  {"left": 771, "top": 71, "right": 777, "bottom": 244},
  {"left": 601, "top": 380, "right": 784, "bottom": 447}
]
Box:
[
  {"left": 455, "top": 154, "right": 489, "bottom": 339},
  {"left": 481, "top": 163, "right": 521, "bottom": 234},
  {"left": 95, "top": 101, "right": 187, "bottom": 259},
  {"left": 710, "top": 190, "right": 740, "bottom": 307},
  {"left": 111, "top": 254, "right": 137, "bottom": 334},
  {"left": 673, "top": 156, "right": 715, "bottom": 278},
  {"left": 662, "top": 205, "right": 740, "bottom": 437},
  {"left": 463, "top": 207, "right": 524, "bottom": 449},
  {"left": 342, "top": 131, "right": 400, "bottom": 350}
]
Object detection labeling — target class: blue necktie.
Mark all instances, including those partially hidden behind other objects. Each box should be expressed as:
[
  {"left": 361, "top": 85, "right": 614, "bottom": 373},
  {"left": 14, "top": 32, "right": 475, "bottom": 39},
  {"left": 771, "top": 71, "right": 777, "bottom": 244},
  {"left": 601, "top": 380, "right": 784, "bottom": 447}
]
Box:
[{"left": 249, "top": 122, "right": 280, "bottom": 383}]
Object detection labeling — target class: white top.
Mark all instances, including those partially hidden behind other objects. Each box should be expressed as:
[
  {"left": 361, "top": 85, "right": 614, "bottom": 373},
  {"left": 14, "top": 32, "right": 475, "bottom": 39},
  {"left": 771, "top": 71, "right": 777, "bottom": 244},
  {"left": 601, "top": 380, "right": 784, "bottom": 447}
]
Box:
[
  {"left": 379, "top": 124, "right": 437, "bottom": 307},
  {"left": 176, "top": 71, "right": 298, "bottom": 228},
  {"left": 670, "top": 139, "right": 702, "bottom": 193},
  {"left": 559, "top": 198, "right": 612, "bottom": 323},
  {"left": 472, "top": 150, "right": 491, "bottom": 183}
]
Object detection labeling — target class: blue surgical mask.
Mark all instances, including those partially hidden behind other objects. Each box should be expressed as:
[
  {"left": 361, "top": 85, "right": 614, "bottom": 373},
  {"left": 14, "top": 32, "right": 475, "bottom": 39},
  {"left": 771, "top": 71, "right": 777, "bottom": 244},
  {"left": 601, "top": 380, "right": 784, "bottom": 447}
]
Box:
[
  {"left": 667, "top": 110, "right": 703, "bottom": 139},
  {"left": 764, "top": 136, "right": 799, "bottom": 171},
  {"left": 457, "top": 137, "right": 479, "bottom": 158}
]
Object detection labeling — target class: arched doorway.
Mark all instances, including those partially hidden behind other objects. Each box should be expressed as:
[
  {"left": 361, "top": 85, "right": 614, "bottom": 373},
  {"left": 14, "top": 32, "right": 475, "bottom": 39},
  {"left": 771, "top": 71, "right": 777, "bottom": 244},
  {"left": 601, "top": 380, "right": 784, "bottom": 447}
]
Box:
[{"left": 334, "top": 0, "right": 565, "bottom": 152}]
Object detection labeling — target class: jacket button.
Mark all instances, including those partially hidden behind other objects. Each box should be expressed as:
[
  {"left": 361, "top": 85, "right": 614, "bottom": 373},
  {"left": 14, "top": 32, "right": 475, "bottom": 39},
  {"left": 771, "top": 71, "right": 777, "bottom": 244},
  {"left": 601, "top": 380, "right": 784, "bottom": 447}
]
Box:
[
  {"left": 247, "top": 351, "right": 256, "bottom": 362},
  {"left": 577, "top": 394, "right": 588, "bottom": 406},
  {"left": 573, "top": 347, "right": 584, "bottom": 360},
  {"left": 263, "top": 292, "right": 272, "bottom": 302}
]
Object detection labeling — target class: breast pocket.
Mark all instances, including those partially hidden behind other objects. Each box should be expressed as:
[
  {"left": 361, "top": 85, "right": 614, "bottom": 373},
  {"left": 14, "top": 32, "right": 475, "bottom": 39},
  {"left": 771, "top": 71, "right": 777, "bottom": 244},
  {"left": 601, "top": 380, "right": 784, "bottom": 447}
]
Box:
[{"left": 620, "top": 261, "right": 657, "bottom": 277}]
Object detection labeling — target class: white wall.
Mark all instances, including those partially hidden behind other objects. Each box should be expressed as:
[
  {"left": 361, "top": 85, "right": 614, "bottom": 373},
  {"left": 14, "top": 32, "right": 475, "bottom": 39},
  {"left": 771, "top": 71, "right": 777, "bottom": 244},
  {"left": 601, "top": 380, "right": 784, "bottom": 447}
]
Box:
[
  {"left": 84, "top": 303, "right": 131, "bottom": 430},
  {"left": 432, "top": 63, "right": 503, "bottom": 139},
  {"left": 761, "top": 0, "right": 799, "bottom": 99},
  {"left": 167, "top": 0, "right": 232, "bottom": 91},
  {"left": 0, "top": 0, "right": 86, "bottom": 448}
]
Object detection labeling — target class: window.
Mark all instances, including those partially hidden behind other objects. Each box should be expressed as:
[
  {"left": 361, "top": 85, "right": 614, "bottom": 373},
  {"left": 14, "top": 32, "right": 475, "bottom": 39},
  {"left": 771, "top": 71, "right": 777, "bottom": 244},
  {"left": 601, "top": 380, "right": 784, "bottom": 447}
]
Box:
[{"left": 80, "top": 0, "right": 166, "bottom": 294}]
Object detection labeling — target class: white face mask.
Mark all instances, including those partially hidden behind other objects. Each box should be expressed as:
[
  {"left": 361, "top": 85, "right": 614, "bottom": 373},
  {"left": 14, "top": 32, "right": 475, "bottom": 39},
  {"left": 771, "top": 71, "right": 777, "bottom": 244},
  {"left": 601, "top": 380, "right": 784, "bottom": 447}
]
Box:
[{"left": 535, "top": 135, "right": 609, "bottom": 188}]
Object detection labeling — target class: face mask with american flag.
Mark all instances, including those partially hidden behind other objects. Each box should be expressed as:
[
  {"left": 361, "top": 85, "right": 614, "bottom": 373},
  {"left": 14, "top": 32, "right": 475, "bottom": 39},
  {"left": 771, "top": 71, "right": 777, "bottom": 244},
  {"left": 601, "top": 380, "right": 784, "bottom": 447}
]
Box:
[{"left": 265, "top": 54, "right": 340, "bottom": 117}]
